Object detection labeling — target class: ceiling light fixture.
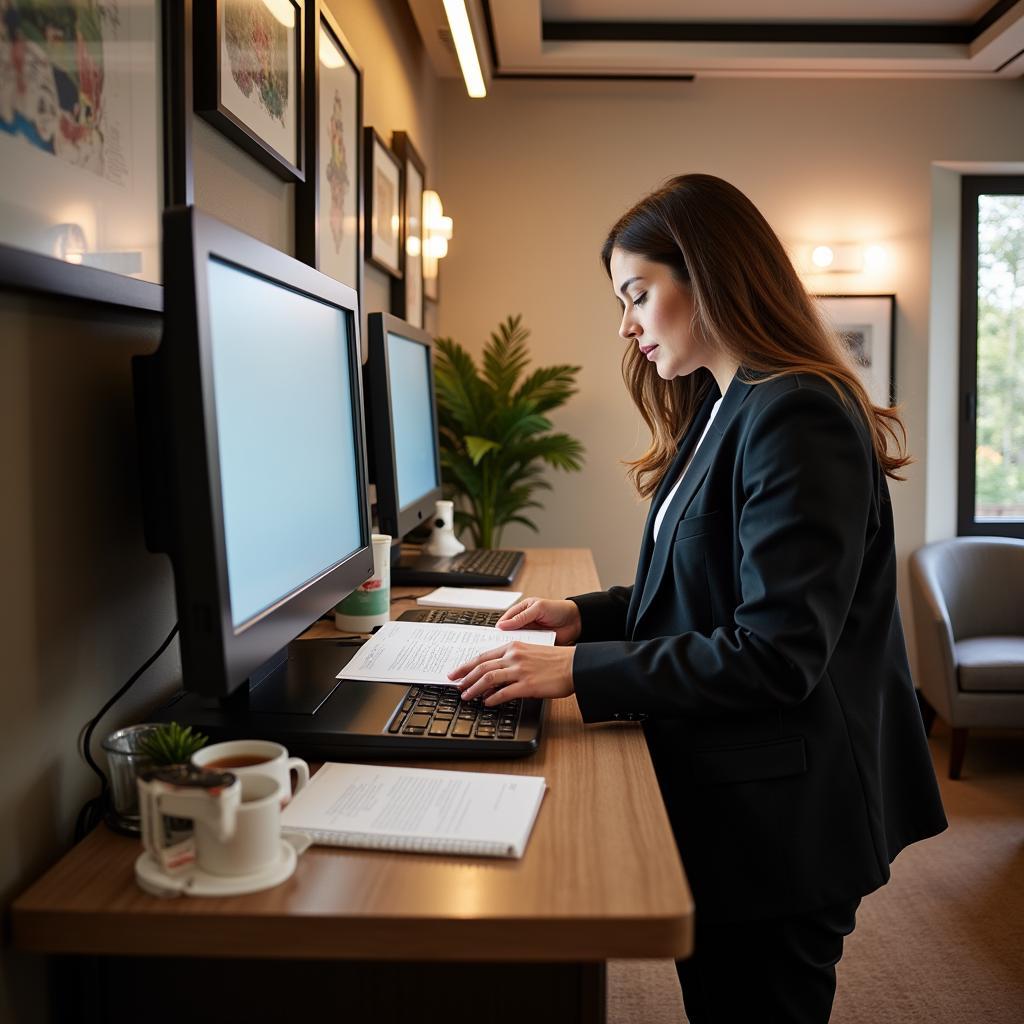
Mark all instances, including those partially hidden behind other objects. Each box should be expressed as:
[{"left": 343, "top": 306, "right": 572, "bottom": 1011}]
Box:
[{"left": 443, "top": 0, "right": 486, "bottom": 98}]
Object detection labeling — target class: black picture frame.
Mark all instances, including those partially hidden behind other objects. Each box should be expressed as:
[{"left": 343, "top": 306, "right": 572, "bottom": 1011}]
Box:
[
  {"left": 816, "top": 294, "right": 896, "bottom": 407},
  {"left": 0, "top": 0, "right": 193, "bottom": 313},
  {"left": 390, "top": 131, "right": 425, "bottom": 328},
  {"left": 194, "top": 0, "right": 305, "bottom": 183},
  {"left": 364, "top": 127, "right": 403, "bottom": 278},
  {"left": 296, "top": 2, "right": 363, "bottom": 301}
]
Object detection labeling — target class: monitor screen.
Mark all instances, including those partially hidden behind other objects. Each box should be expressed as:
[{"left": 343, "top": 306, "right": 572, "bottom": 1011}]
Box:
[
  {"left": 207, "top": 257, "right": 364, "bottom": 628},
  {"left": 386, "top": 330, "right": 440, "bottom": 510},
  {"left": 364, "top": 313, "right": 443, "bottom": 541},
  {"left": 134, "top": 207, "right": 373, "bottom": 698}
]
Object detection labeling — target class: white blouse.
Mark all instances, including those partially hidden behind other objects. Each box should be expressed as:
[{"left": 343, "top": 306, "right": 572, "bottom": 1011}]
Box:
[{"left": 652, "top": 395, "right": 724, "bottom": 543}]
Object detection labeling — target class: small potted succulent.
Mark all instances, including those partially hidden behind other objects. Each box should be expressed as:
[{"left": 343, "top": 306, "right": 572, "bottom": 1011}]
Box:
[
  {"left": 102, "top": 722, "right": 209, "bottom": 834},
  {"left": 138, "top": 722, "right": 209, "bottom": 767}
]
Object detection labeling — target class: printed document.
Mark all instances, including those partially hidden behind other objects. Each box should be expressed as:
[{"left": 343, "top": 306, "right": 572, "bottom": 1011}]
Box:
[{"left": 336, "top": 620, "right": 555, "bottom": 686}]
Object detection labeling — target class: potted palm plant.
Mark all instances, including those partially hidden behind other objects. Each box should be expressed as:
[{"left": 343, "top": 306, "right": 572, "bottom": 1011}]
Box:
[{"left": 433, "top": 315, "right": 584, "bottom": 549}]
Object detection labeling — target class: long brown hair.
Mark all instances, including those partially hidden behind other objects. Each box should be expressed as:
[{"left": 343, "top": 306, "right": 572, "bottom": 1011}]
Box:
[{"left": 601, "top": 174, "right": 910, "bottom": 498}]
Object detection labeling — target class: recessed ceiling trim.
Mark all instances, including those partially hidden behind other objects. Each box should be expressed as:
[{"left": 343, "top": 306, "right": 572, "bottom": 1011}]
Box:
[
  {"left": 995, "top": 44, "right": 1024, "bottom": 67},
  {"left": 542, "top": 21, "right": 977, "bottom": 45},
  {"left": 483, "top": 0, "right": 1024, "bottom": 78}
]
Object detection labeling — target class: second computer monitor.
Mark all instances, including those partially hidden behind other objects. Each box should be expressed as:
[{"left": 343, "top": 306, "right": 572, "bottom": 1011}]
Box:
[{"left": 365, "top": 313, "right": 443, "bottom": 540}]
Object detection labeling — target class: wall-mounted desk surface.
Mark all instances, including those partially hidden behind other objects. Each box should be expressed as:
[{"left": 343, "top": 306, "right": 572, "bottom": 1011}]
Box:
[{"left": 12, "top": 549, "right": 692, "bottom": 966}]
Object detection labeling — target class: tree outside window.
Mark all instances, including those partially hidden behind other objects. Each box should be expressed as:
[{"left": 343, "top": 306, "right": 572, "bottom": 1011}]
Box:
[{"left": 959, "top": 177, "right": 1024, "bottom": 537}]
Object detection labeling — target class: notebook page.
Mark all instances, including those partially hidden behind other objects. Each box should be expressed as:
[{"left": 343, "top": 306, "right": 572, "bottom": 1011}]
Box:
[{"left": 280, "top": 763, "right": 547, "bottom": 857}]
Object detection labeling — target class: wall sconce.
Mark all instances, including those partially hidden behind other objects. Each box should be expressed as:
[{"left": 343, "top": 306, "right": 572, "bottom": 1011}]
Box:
[
  {"left": 51, "top": 222, "right": 89, "bottom": 264},
  {"left": 806, "top": 242, "right": 888, "bottom": 274},
  {"left": 422, "top": 189, "right": 453, "bottom": 286},
  {"left": 49, "top": 222, "right": 142, "bottom": 275},
  {"left": 263, "top": 0, "right": 296, "bottom": 28}
]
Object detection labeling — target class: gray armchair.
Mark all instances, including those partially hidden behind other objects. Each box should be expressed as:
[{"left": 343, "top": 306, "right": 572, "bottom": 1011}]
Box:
[{"left": 909, "top": 536, "right": 1024, "bottom": 779}]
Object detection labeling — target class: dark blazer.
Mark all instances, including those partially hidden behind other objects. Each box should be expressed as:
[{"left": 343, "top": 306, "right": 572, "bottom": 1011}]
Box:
[{"left": 570, "top": 371, "right": 946, "bottom": 925}]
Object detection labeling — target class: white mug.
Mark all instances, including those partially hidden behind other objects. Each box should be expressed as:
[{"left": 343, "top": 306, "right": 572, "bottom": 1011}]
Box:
[
  {"left": 138, "top": 766, "right": 241, "bottom": 876},
  {"left": 193, "top": 772, "right": 284, "bottom": 877},
  {"left": 191, "top": 740, "right": 309, "bottom": 806}
]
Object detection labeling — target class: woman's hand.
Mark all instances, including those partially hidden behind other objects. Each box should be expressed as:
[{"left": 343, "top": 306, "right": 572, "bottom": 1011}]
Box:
[
  {"left": 448, "top": 642, "right": 576, "bottom": 706},
  {"left": 496, "top": 597, "right": 582, "bottom": 646}
]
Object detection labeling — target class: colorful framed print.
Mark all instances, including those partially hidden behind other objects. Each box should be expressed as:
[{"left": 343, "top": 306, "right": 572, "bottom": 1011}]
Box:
[
  {"left": 364, "top": 126, "right": 401, "bottom": 278},
  {"left": 391, "top": 131, "right": 424, "bottom": 328},
  {"left": 195, "top": 0, "right": 305, "bottom": 183},
  {"left": 0, "top": 0, "right": 191, "bottom": 311},
  {"left": 296, "top": 3, "right": 361, "bottom": 296},
  {"left": 817, "top": 294, "right": 896, "bottom": 407}
]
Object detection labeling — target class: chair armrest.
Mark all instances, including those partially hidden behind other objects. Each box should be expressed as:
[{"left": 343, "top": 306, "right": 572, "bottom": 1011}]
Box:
[{"left": 909, "top": 558, "right": 958, "bottom": 721}]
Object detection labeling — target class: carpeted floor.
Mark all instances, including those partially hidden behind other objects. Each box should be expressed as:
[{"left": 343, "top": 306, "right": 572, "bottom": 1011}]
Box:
[{"left": 607, "top": 722, "right": 1024, "bottom": 1023}]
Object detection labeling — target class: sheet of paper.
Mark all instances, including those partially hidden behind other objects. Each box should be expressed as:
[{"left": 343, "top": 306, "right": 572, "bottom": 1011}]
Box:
[
  {"left": 336, "top": 620, "right": 555, "bottom": 686},
  {"left": 416, "top": 587, "right": 522, "bottom": 611}
]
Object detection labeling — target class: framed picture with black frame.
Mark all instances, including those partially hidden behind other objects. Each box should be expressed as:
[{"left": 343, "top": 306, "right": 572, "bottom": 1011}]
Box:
[
  {"left": 0, "top": 0, "right": 192, "bottom": 312},
  {"left": 364, "top": 127, "right": 402, "bottom": 278},
  {"left": 296, "top": 2, "right": 362, "bottom": 298},
  {"left": 816, "top": 294, "right": 896, "bottom": 408},
  {"left": 390, "top": 131, "right": 425, "bottom": 328},
  {"left": 194, "top": 0, "right": 305, "bottom": 183}
]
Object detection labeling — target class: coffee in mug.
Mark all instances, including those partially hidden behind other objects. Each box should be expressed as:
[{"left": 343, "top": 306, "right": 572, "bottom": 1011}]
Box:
[{"left": 192, "top": 740, "right": 309, "bottom": 805}]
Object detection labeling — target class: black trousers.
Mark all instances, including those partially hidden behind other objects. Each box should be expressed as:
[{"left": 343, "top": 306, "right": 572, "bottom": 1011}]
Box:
[{"left": 676, "top": 897, "right": 861, "bottom": 1024}]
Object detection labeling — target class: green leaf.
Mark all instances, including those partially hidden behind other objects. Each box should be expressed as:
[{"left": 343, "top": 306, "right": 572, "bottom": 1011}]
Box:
[
  {"left": 139, "top": 722, "right": 209, "bottom": 765},
  {"left": 464, "top": 435, "right": 502, "bottom": 464}
]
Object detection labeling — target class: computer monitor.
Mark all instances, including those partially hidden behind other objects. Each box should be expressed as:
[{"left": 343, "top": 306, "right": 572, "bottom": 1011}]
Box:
[
  {"left": 364, "top": 313, "right": 443, "bottom": 542},
  {"left": 363, "top": 312, "right": 525, "bottom": 588},
  {"left": 134, "top": 206, "right": 373, "bottom": 705}
]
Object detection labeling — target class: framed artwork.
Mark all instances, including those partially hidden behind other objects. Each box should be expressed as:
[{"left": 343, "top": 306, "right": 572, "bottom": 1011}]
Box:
[
  {"left": 817, "top": 294, "right": 896, "bottom": 407},
  {"left": 296, "top": 3, "right": 362, "bottom": 296},
  {"left": 391, "top": 131, "right": 424, "bottom": 328},
  {"left": 364, "top": 126, "right": 401, "bottom": 278},
  {"left": 0, "top": 0, "right": 192, "bottom": 311},
  {"left": 195, "top": 0, "right": 305, "bottom": 183}
]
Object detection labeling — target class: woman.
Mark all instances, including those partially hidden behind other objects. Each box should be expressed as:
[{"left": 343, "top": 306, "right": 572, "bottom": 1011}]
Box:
[{"left": 449, "top": 174, "right": 946, "bottom": 1023}]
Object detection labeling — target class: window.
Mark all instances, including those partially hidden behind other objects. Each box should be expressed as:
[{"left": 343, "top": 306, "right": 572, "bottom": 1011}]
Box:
[{"left": 958, "top": 176, "right": 1024, "bottom": 538}]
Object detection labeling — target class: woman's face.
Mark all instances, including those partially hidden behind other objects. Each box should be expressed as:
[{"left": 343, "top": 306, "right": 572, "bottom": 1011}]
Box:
[{"left": 610, "top": 248, "right": 708, "bottom": 381}]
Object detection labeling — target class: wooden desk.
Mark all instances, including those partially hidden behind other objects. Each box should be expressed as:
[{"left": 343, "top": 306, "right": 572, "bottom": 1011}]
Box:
[{"left": 12, "top": 549, "right": 692, "bottom": 1023}]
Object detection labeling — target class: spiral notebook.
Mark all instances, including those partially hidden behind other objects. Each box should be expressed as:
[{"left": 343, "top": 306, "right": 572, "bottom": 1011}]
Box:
[{"left": 280, "top": 762, "right": 547, "bottom": 858}]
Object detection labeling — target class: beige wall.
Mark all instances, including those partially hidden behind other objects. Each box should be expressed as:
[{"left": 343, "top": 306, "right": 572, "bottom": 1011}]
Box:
[
  {"left": 436, "top": 76, "right": 1024, "bottom": 669},
  {"left": 0, "top": 2, "right": 435, "bottom": 1019}
]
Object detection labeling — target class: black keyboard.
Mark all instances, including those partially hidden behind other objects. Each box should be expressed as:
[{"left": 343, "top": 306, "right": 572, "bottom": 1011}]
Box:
[
  {"left": 387, "top": 684, "right": 522, "bottom": 740},
  {"left": 451, "top": 549, "right": 521, "bottom": 579},
  {"left": 402, "top": 608, "right": 502, "bottom": 627},
  {"left": 390, "top": 548, "right": 525, "bottom": 587}
]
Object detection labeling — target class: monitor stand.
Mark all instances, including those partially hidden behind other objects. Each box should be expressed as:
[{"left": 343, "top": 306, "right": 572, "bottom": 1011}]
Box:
[{"left": 151, "top": 637, "right": 409, "bottom": 760}]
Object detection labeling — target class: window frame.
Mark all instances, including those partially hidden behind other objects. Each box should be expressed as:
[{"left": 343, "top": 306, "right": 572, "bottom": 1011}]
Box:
[{"left": 958, "top": 174, "right": 1024, "bottom": 539}]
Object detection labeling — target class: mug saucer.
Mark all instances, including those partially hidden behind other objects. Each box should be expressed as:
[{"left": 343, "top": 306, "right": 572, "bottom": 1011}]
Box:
[{"left": 134, "top": 835, "right": 306, "bottom": 898}]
